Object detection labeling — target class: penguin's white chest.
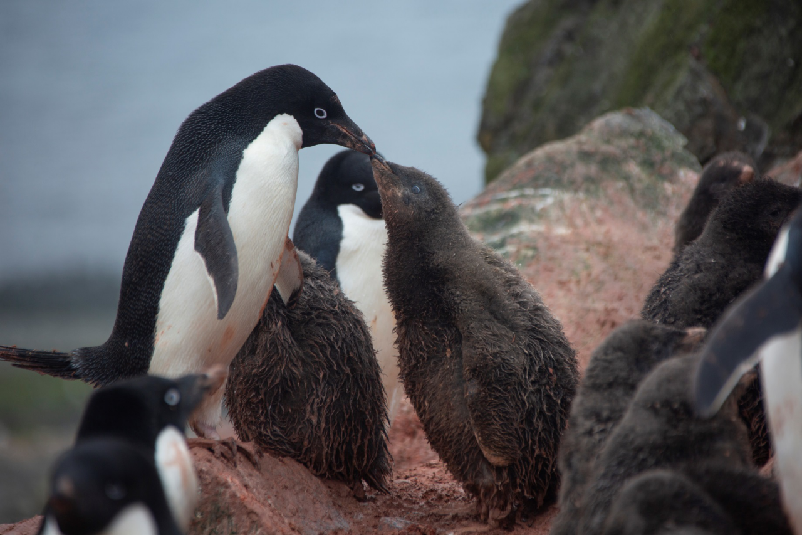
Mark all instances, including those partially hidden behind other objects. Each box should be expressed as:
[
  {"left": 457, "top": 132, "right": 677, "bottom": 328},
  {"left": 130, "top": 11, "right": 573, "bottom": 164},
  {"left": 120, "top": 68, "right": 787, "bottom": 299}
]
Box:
[
  {"left": 335, "top": 204, "right": 402, "bottom": 423},
  {"left": 154, "top": 426, "right": 198, "bottom": 530},
  {"left": 761, "top": 328, "right": 802, "bottom": 533},
  {"left": 149, "top": 114, "right": 301, "bottom": 378}
]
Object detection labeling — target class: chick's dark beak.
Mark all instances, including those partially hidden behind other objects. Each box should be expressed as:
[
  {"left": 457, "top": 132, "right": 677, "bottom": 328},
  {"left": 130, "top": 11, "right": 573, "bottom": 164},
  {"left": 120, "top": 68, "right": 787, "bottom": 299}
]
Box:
[{"left": 331, "top": 116, "right": 376, "bottom": 156}]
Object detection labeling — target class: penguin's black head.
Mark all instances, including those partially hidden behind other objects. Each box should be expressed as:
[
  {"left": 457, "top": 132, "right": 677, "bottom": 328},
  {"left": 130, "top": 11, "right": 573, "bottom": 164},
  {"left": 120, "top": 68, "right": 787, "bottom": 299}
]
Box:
[
  {"left": 76, "top": 368, "right": 226, "bottom": 449},
  {"left": 698, "top": 152, "right": 756, "bottom": 200},
  {"left": 234, "top": 64, "right": 376, "bottom": 155},
  {"left": 370, "top": 156, "right": 458, "bottom": 229},
  {"left": 313, "top": 150, "right": 382, "bottom": 219},
  {"left": 46, "top": 438, "right": 175, "bottom": 535}
]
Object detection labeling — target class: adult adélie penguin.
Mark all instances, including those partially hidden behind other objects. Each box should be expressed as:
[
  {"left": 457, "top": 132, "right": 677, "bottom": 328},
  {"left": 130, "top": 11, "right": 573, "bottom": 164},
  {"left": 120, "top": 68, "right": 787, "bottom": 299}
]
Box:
[
  {"left": 0, "top": 64, "right": 376, "bottom": 439},
  {"left": 293, "top": 150, "right": 403, "bottom": 424},
  {"left": 694, "top": 204, "right": 802, "bottom": 533}
]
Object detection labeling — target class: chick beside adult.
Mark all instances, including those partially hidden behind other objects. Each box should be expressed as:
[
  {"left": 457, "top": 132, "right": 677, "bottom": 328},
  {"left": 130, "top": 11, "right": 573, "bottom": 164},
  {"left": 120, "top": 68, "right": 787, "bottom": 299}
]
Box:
[
  {"left": 225, "top": 250, "right": 390, "bottom": 494},
  {"left": 370, "top": 156, "right": 578, "bottom": 525}
]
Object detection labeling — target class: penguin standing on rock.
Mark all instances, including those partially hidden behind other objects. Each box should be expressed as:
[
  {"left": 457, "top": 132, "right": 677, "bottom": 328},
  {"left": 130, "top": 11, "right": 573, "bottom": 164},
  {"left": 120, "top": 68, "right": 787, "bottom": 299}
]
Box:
[
  {"left": 551, "top": 320, "right": 705, "bottom": 535},
  {"left": 225, "top": 250, "right": 390, "bottom": 495},
  {"left": 293, "top": 149, "right": 402, "bottom": 424},
  {"left": 370, "top": 156, "right": 578, "bottom": 526},
  {"left": 694, "top": 206, "right": 802, "bottom": 534},
  {"left": 674, "top": 151, "right": 757, "bottom": 255},
  {"left": 0, "top": 64, "right": 376, "bottom": 439}
]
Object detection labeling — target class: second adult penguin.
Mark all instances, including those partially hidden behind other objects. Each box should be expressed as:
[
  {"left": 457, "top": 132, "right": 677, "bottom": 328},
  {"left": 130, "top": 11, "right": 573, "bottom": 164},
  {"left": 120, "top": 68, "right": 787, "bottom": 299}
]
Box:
[
  {"left": 293, "top": 150, "right": 402, "bottom": 424},
  {"left": 370, "top": 156, "right": 578, "bottom": 526}
]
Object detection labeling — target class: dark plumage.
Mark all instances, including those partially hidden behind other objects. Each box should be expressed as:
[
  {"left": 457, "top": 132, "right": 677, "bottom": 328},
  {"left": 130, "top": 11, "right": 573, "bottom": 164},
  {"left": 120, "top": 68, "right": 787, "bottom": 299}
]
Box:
[
  {"left": 644, "top": 178, "right": 800, "bottom": 329},
  {"left": 225, "top": 250, "right": 390, "bottom": 492},
  {"left": 370, "top": 157, "right": 578, "bottom": 525},
  {"left": 551, "top": 320, "right": 704, "bottom": 535},
  {"left": 643, "top": 178, "right": 801, "bottom": 465},
  {"left": 674, "top": 152, "right": 757, "bottom": 255},
  {"left": 577, "top": 354, "right": 791, "bottom": 535}
]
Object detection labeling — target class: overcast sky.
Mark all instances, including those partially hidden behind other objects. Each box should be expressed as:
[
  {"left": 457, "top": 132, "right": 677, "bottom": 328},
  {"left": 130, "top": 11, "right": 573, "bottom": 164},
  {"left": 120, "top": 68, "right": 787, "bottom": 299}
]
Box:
[{"left": 0, "top": 1, "right": 521, "bottom": 281}]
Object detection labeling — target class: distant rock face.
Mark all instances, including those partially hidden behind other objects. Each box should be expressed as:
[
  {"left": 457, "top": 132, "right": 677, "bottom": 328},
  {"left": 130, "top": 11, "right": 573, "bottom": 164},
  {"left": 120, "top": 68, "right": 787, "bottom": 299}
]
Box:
[
  {"left": 479, "top": 0, "right": 802, "bottom": 182},
  {"left": 463, "top": 108, "right": 701, "bottom": 364}
]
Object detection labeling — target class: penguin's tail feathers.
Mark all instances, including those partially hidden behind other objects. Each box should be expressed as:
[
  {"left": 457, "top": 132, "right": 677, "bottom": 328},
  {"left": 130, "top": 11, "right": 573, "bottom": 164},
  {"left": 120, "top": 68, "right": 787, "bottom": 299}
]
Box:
[{"left": 0, "top": 345, "right": 80, "bottom": 380}]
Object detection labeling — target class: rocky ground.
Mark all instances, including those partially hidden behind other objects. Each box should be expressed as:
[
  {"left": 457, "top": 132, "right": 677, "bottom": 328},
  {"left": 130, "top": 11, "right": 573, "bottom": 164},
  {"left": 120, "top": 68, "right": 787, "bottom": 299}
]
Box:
[{"left": 2, "top": 109, "right": 801, "bottom": 534}]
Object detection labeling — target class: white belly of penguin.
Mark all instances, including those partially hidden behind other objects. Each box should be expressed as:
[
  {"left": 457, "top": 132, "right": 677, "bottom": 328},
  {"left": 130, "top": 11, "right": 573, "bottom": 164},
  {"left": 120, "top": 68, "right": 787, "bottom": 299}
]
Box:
[
  {"left": 149, "top": 114, "right": 301, "bottom": 378},
  {"left": 761, "top": 328, "right": 802, "bottom": 534},
  {"left": 336, "top": 204, "right": 402, "bottom": 423}
]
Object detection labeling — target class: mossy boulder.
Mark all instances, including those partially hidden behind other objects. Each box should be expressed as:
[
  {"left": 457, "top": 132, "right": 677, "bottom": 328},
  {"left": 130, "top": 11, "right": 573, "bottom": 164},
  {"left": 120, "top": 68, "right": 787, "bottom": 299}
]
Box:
[{"left": 479, "top": 0, "right": 802, "bottom": 183}]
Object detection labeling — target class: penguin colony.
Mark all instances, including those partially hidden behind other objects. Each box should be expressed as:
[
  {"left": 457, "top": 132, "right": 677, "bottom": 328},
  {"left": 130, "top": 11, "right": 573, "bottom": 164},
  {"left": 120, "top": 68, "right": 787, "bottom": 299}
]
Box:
[{"left": 2, "top": 56, "right": 800, "bottom": 534}]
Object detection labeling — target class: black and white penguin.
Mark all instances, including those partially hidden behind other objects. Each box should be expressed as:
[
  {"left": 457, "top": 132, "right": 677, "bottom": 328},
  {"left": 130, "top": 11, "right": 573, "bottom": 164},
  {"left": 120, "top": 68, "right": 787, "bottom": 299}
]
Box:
[
  {"left": 370, "top": 156, "right": 578, "bottom": 526},
  {"left": 293, "top": 150, "right": 402, "bottom": 423},
  {"left": 0, "top": 65, "right": 376, "bottom": 438},
  {"left": 225, "top": 250, "right": 390, "bottom": 495},
  {"left": 578, "top": 354, "right": 792, "bottom": 535},
  {"left": 674, "top": 152, "right": 756, "bottom": 256},
  {"left": 551, "top": 321, "right": 704, "bottom": 535},
  {"left": 74, "top": 371, "right": 224, "bottom": 531},
  {"left": 694, "top": 206, "right": 802, "bottom": 534},
  {"left": 39, "top": 438, "right": 181, "bottom": 535}
]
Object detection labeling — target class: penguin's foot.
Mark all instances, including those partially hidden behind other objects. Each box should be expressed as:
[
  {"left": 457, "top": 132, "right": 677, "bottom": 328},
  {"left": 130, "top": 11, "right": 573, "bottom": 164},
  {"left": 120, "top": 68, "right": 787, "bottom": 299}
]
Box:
[
  {"left": 188, "top": 438, "right": 259, "bottom": 469},
  {"left": 351, "top": 480, "right": 368, "bottom": 502}
]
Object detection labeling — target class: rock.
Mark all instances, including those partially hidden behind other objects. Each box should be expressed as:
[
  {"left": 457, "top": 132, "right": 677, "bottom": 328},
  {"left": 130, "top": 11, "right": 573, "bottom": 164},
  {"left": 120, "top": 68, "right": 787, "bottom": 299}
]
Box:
[
  {"left": 479, "top": 0, "right": 802, "bottom": 182},
  {"left": 0, "top": 517, "right": 40, "bottom": 535},
  {"left": 463, "top": 108, "right": 701, "bottom": 364},
  {"left": 767, "top": 150, "right": 802, "bottom": 186}
]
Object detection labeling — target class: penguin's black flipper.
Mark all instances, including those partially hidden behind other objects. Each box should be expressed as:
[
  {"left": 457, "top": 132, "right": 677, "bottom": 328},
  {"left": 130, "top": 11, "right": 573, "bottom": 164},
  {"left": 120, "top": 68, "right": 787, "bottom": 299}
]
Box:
[
  {"left": 194, "top": 186, "right": 238, "bottom": 320},
  {"left": 0, "top": 346, "right": 78, "bottom": 379},
  {"left": 694, "top": 266, "right": 802, "bottom": 417}
]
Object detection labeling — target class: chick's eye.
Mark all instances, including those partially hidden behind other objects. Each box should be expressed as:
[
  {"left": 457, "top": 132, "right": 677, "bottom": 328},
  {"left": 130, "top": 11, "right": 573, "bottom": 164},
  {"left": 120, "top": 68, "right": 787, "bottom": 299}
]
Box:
[
  {"left": 411, "top": 185, "right": 421, "bottom": 194},
  {"left": 164, "top": 388, "right": 180, "bottom": 406},
  {"left": 314, "top": 108, "right": 327, "bottom": 119},
  {"left": 352, "top": 183, "right": 364, "bottom": 192}
]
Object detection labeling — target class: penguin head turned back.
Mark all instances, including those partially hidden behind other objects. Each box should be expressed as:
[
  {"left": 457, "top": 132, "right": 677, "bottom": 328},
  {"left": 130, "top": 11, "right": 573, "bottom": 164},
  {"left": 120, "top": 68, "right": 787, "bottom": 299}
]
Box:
[
  {"left": 75, "top": 368, "right": 226, "bottom": 449},
  {"left": 43, "top": 438, "right": 179, "bottom": 535}
]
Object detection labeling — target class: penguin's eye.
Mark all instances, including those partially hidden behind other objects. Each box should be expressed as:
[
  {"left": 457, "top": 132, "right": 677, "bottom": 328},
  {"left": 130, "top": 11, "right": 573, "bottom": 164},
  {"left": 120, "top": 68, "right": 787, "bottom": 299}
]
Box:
[
  {"left": 352, "top": 183, "right": 365, "bottom": 192},
  {"left": 314, "top": 108, "right": 327, "bottom": 119},
  {"left": 164, "top": 388, "right": 181, "bottom": 406},
  {"left": 411, "top": 185, "right": 421, "bottom": 194},
  {"left": 105, "top": 483, "right": 126, "bottom": 501}
]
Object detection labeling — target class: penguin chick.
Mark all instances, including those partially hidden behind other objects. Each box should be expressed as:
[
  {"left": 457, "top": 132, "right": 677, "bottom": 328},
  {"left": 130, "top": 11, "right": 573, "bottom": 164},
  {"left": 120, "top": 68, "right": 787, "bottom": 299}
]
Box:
[
  {"left": 551, "top": 321, "right": 704, "bottom": 535},
  {"left": 0, "top": 64, "right": 376, "bottom": 439},
  {"left": 578, "top": 354, "right": 791, "bottom": 535},
  {"left": 601, "top": 470, "right": 739, "bottom": 535},
  {"left": 674, "top": 152, "right": 757, "bottom": 256},
  {"left": 694, "top": 206, "right": 802, "bottom": 534},
  {"left": 642, "top": 178, "right": 801, "bottom": 465},
  {"left": 225, "top": 250, "right": 390, "bottom": 493},
  {"left": 39, "top": 438, "right": 181, "bottom": 535},
  {"left": 293, "top": 150, "right": 402, "bottom": 424},
  {"left": 370, "top": 156, "right": 578, "bottom": 525},
  {"left": 73, "top": 371, "right": 224, "bottom": 531}
]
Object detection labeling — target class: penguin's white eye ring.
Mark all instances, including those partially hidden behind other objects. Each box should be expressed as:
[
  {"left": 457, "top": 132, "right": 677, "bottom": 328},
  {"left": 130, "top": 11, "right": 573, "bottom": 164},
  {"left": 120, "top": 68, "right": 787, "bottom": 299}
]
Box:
[
  {"left": 352, "top": 183, "right": 365, "bottom": 192},
  {"left": 314, "top": 108, "right": 327, "bottom": 119},
  {"left": 411, "top": 185, "right": 421, "bottom": 194},
  {"left": 164, "top": 388, "right": 181, "bottom": 406},
  {"left": 105, "top": 483, "right": 126, "bottom": 501}
]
